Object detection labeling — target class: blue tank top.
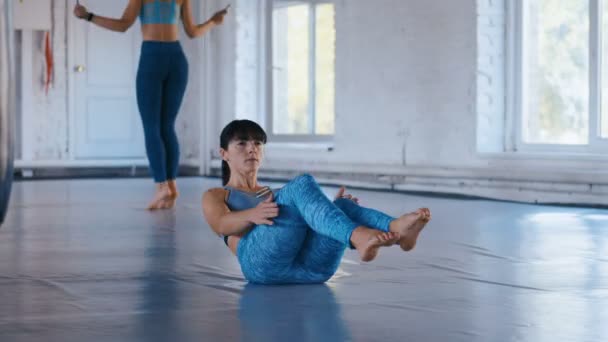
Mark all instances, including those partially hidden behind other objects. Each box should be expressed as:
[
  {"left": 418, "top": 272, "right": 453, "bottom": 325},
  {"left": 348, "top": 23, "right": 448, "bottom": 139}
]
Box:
[
  {"left": 140, "top": 0, "right": 180, "bottom": 25},
  {"left": 224, "top": 186, "right": 275, "bottom": 211},
  {"left": 222, "top": 186, "right": 275, "bottom": 245}
]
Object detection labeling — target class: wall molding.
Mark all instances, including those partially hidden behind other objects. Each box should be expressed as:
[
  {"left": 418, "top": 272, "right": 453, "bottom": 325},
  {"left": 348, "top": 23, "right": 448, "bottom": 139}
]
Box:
[{"left": 209, "top": 157, "right": 608, "bottom": 206}]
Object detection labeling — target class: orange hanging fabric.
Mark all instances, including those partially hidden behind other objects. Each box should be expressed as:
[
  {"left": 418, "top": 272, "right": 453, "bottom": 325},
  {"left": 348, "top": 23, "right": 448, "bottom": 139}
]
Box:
[{"left": 43, "top": 30, "right": 53, "bottom": 94}]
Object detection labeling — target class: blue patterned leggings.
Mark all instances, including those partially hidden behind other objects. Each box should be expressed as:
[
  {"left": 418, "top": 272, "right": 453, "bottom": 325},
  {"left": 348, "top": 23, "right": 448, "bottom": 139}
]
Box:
[{"left": 236, "top": 174, "right": 395, "bottom": 284}]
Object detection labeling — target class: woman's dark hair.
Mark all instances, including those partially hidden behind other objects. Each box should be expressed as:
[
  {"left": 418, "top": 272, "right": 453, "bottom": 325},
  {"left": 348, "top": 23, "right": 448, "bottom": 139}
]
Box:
[{"left": 220, "top": 120, "right": 267, "bottom": 185}]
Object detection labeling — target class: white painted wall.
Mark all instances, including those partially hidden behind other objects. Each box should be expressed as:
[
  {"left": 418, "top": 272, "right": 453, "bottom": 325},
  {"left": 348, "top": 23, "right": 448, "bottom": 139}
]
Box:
[{"left": 334, "top": 0, "right": 477, "bottom": 166}]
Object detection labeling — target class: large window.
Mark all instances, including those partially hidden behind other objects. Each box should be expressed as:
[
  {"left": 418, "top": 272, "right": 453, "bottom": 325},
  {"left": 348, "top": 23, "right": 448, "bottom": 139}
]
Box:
[
  {"left": 512, "top": 0, "right": 608, "bottom": 152},
  {"left": 268, "top": 0, "right": 335, "bottom": 141}
]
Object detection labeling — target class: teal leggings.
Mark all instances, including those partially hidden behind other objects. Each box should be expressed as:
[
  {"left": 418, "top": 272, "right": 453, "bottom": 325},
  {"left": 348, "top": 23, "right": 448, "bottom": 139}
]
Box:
[
  {"left": 136, "top": 41, "right": 188, "bottom": 183},
  {"left": 236, "top": 174, "right": 395, "bottom": 284}
]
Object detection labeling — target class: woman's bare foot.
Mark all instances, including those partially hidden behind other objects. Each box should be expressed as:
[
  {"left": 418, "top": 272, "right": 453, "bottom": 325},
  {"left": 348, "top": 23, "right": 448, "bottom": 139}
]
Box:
[
  {"left": 147, "top": 183, "right": 172, "bottom": 210},
  {"left": 161, "top": 197, "right": 176, "bottom": 210},
  {"left": 160, "top": 180, "right": 179, "bottom": 209},
  {"left": 167, "top": 180, "right": 179, "bottom": 199},
  {"left": 351, "top": 227, "right": 400, "bottom": 262},
  {"left": 392, "top": 208, "right": 431, "bottom": 251}
]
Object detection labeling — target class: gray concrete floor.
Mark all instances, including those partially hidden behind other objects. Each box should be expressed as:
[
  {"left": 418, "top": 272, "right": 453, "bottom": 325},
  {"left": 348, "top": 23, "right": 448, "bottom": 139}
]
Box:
[{"left": 1, "top": 177, "right": 607, "bottom": 342}]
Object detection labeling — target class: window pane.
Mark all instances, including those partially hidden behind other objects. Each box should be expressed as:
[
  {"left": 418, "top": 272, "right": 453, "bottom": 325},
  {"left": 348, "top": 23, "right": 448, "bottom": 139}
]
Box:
[
  {"left": 523, "top": 0, "right": 589, "bottom": 145},
  {"left": 314, "top": 4, "right": 335, "bottom": 135},
  {"left": 272, "top": 3, "right": 310, "bottom": 134},
  {"left": 603, "top": 0, "right": 608, "bottom": 138}
]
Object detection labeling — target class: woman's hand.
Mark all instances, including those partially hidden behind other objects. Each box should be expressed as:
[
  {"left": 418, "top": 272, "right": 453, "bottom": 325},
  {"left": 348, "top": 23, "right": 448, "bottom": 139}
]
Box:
[
  {"left": 335, "top": 186, "right": 359, "bottom": 204},
  {"left": 248, "top": 193, "right": 279, "bottom": 225},
  {"left": 210, "top": 5, "right": 229, "bottom": 25},
  {"left": 74, "top": 4, "right": 89, "bottom": 20}
]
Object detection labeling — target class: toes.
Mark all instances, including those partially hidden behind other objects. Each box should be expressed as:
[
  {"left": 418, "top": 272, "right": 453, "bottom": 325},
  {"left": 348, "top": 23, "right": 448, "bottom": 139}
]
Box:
[
  {"left": 147, "top": 200, "right": 160, "bottom": 210},
  {"left": 423, "top": 208, "right": 431, "bottom": 218},
  {"left": 379, "top": 233, "right": 390, "bottom": 243},
  {"left": 377, "top": 232, "right": 399, "bottom": 246},
  {"left": 417, "top": 208, "right": 431, "bottom": 221},
  {"left": 148, "top": 196, "right": 171, "bottom": 210}
]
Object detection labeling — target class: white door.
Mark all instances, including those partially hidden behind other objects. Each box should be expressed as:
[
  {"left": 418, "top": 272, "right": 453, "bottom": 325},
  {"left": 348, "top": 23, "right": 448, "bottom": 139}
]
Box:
[{"left": 70, "top": 0, "right": 145, "bottom": 159}]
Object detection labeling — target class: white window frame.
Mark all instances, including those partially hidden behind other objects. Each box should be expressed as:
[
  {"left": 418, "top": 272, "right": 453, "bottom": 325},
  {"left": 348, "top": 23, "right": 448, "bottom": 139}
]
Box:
[
  {"left": 508, "top": 0, "right": 608, "bottom": 154},
  {"left": 262, "top": 0, "right": 335, "bottom": 143}
]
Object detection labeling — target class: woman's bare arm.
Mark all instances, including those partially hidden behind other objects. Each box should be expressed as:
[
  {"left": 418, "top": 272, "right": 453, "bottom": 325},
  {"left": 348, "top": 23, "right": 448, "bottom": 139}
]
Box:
[
  {"left": 202, "top": 189, "right": 255, "bottom": 236},
  {"left": 74, "top": 0, "right": 140, "bottom": 33},
  {"left": 181, "top": 0, "right": 228, "bottom": 39},
  {"left": 202, "top": 188, "right": 279, "bottom": 236}
]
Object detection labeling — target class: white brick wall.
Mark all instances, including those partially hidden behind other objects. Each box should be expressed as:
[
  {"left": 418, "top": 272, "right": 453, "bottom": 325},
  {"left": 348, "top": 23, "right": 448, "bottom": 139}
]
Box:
[
  {"left": 27, "top": 0, "right": 68, "bottom": 159},
  {"left": 476, "top": 0, "right": 506, "bottom": 153},
  {"left": 175, "top": 20, "right": 201, "bottom": 163},
  {"left": 235, "top": 0, "right": 262, "bottom": 122}
]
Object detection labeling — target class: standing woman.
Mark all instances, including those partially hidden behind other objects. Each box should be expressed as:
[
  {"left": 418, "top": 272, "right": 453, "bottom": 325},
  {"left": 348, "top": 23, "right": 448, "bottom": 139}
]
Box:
[{"left": 74, "top": 0, "right": 228, "bottom": 209}]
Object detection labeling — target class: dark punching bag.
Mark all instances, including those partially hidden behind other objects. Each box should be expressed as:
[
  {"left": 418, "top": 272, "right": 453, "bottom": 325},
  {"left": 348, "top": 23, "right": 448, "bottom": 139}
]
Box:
[{"left": 0, "top": 0, "right": 15, "bottom": 225}]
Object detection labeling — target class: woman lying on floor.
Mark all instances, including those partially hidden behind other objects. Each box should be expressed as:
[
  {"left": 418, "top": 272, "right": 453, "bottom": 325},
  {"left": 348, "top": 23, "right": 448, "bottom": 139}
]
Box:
[{"left": 202, "top": 120, "right": 431, "bottom": 284}]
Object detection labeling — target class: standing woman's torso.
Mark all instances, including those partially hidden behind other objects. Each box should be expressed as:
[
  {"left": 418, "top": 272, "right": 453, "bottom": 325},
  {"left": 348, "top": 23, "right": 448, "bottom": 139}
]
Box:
[{"left": 139, "top": 0, "right": 183, "bottom": 41}]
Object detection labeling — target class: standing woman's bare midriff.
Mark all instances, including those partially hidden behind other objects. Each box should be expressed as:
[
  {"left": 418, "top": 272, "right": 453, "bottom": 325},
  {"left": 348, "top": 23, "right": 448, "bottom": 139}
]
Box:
[{"left": 141, "top": 24, "right": 179, "bottom": 42}]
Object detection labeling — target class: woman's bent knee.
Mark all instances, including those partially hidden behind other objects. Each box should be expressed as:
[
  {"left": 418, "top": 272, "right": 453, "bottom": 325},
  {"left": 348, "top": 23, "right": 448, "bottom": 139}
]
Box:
[{"left": 292, "top": 173, "right": 316, "bottom": 186}]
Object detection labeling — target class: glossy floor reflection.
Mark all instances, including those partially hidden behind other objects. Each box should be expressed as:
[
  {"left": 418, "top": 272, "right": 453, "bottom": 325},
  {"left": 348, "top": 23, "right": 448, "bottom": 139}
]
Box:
[{"left": 1, "top": 178, "right": 608, "bottom": 341}]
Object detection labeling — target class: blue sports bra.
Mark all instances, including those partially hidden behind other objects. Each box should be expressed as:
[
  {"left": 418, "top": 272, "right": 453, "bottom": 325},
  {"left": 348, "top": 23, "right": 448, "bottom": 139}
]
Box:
[
  {"left": 224, "top": 186, "right": 275, "bottom": 212},
  {"left": 140, "top": 0, "right": 180, "bottom": 25},
  {"left": 222, "top": 186, "right": 276, "bottom": 245}
]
